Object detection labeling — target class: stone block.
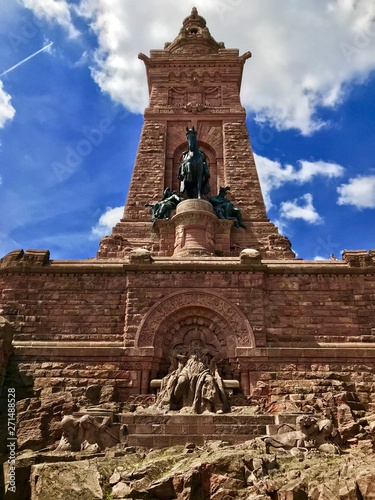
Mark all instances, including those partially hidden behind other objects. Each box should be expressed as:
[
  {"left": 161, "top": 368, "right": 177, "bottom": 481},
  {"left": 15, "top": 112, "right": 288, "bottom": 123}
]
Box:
[
  {"left": 30, "top": 461, "right": 103, "bottom": 500},
  {"left": 152, "top": 435, "right": 172, "bottom": 448}
]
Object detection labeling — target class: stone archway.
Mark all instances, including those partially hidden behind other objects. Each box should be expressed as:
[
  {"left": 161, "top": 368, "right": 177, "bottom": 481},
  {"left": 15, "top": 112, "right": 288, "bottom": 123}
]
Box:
[{"left": 135, "top": 289, "right": 255, "bottom": 381}]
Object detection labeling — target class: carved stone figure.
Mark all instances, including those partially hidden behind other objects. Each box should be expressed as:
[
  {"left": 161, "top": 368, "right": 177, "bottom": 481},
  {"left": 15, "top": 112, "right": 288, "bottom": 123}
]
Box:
[
  {"left": 178, "top": 127, "right": 210, "bottom": 199},
  {"left": 209, "top": 187, "right": 246, "bottom": 228},
  {"left": 145, "top": 188, "right": 183, "bottom": 224},
  {"left": 56, "top": 413, "right": 120, "bottom": 452},
  {"left": 155, "top": 330, "right": 230, "bottom": 414},
  {"left": 263, "top": 415, "right": 339, "bottom": 454},
  {"left": 56, "top": 415, "right": 80, "bottom": 452}
]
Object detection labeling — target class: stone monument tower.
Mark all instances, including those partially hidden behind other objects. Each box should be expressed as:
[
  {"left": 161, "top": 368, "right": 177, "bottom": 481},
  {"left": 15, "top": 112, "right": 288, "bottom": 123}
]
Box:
[
  {"left": 98, "top": 7, "right": 294, "bottom": 260},
  {"left": 1, "top": 8, "right": 375, "bottom": 455},
  {"left": 94, "top": 8, "right": 296, "bottom": 398}
]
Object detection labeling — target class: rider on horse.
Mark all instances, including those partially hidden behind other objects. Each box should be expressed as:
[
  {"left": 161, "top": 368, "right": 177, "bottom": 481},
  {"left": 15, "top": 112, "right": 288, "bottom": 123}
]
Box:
[{"left": 178, "top": 127, "right": 210, "bottom": 199}]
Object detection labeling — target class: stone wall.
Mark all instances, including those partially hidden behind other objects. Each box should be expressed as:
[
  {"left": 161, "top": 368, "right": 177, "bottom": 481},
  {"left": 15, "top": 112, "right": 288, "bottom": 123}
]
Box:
[
  {"left": 0, "top": 270, "right": 126, "bottom": 343},
  {"left": 1, "top": 258, "right": 374, "bottom": 402},
  {"left": 265, "top": 272, "right": 375, "bottom": 343}
]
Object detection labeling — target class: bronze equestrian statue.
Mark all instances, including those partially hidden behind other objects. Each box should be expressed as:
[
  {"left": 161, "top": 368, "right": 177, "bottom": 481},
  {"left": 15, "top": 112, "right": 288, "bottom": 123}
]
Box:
[{"left": 178, "top": 127, "right": 210, "bottom": 199}]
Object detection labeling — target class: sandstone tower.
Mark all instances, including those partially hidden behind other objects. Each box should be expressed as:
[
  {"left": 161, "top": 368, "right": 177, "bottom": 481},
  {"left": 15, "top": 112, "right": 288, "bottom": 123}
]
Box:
[
  {"left": 1, "top": 8, "right": 375, "bottom": 456},
  {"left": 97, "top": 7, "right": 294, "bottom": 260}
]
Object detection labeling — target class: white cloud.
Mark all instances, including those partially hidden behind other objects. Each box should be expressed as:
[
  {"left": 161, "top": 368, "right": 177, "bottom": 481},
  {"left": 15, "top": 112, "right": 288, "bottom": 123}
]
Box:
[
  {"left": 22, "top": 0, "right": 79, "bottom": 38},
  {"left": 291, "top": 160, "right": 345, "bottom": 183},
  {"left": 21, "top": 1, "right": 375, "bottom": 134},
  {"left": 254, "top": 154, "right": 344, "bottom": 209},
  {"left": 0, "top": 81, "right": 15, "bottom": 127},
  {"left": 337, "top": 175, "right": 375, "bottom": 208},
  {"left": 91, "top": 206, "right": 123, "bottom": 238},
  {"left": 280, "top": 194, "right": 323, "bottom": 224},
  {"left": 83, "top": 1, "right": 375, "bottom": 134}
]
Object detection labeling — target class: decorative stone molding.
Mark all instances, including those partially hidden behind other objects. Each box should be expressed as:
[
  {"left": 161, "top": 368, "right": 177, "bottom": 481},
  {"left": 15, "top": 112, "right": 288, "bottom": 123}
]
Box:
[
  {"left": 135, "top": 290, "right": 255, "bottom": 354},
  {"left": 342, "top": 250, "right": 375, "bottom": 267},
  {"left": 129, "top": 248, "right": 153, "bottom": 264},
  {"left": 240, "top": 248, "right": 262, "bottom": 264}
]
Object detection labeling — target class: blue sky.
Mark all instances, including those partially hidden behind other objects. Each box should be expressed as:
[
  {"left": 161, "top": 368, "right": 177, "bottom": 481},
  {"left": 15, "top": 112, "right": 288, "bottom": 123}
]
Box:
[{"left": 0, "top": 0, "right": 374, "bottom": 260}]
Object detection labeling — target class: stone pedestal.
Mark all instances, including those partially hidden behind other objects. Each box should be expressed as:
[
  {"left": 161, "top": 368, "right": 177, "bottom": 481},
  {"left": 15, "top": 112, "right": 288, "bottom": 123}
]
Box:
[
  {"left": 173, "top": 199, "right": 217, "bottom": 256},
  {"left": 121, "top": 413, "right": 275, "bottom": 448}
]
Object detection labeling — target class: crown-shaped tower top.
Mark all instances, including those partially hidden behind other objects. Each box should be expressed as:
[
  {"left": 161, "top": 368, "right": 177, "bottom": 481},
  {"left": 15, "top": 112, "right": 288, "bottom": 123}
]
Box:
[{"left": 164, "top": 7, "right": 225, "bottom": 54}]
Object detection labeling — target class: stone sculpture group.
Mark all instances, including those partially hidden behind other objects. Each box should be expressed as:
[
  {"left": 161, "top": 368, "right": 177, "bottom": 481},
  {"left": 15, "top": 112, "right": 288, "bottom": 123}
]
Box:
[
  {"left": 263, "top": 414, "right": 339, "bottom": 455},
  {"left": 155, "top": 331, "right": 230, "bottom": 414},
  {"left": 145, "top": 128, "right": 245, "bottom": 230},
  {"left": 56, "top": 413, "right": 121, "bottom": 453}
]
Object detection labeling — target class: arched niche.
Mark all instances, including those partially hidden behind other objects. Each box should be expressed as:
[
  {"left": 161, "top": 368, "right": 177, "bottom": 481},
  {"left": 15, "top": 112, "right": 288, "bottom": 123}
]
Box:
[
  {"left": 171, "top": 141, "right": 218, "bottom": 195},
  {"left": 135, "top": 290, "right": 255, "bottom": 376}
]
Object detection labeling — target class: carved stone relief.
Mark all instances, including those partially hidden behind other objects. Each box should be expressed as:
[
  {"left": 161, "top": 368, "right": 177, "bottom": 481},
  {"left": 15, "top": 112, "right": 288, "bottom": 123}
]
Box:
[{"left": 135, "top": 290, "right": 254, "bottom": 353}]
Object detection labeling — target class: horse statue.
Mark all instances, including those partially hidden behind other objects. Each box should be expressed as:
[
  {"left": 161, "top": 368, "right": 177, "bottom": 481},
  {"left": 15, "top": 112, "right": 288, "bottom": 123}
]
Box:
[{"left": 178, "top": 127, "right": 210, "bottom": 199}]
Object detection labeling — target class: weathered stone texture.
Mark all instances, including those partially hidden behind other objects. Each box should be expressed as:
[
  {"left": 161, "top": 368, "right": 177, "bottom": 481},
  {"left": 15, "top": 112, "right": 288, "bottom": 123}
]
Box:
[
  {"left": 0, "top": 315, "right": 13, "bottom": 387},
  {"left": 1, "top": 11, "right": 375, "bottom": 478},
  {"left": 0, "top": 272, "right": 126, "bottom": 342},
  {"left": 1, "top": 263, "right": 375, "bottom": 401},
  {"left": 30, "top": 461, "right": 103, "bottom": 500},
  {"left": 122, "top": 121, "right": 167, "bottom": 222},
  {"left": 264, "top": 273, "right": 375, "bottom": 342}
]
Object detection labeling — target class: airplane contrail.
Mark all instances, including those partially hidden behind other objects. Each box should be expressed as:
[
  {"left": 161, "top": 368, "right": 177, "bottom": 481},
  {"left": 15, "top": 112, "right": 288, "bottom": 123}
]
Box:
[{"left": 0, "top": 41, "right": 54, "bottom": 78}]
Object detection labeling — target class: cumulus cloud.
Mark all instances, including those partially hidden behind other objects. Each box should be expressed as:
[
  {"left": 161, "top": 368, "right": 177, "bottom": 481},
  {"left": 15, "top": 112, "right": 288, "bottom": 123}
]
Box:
[
  {"left": 22, "top": 0, "right": 375, "bottom": 134},
  {"left": 337, "top": 175, "right": 375, "bottom": 208},
  {"left": 22, "top": 0, "right": 79, "bottom": 38},
  {"left": 0, "top": 81, "right": 16, "bottom": 127},
  {"left": 254, "top": 154, "right": 344, "bottom": 209},
  {"left": 91, "top": 206, "right": 123, "bottom": 238},
  {"left": 280, "top": 193, "right": 323, "bottom": 224}
]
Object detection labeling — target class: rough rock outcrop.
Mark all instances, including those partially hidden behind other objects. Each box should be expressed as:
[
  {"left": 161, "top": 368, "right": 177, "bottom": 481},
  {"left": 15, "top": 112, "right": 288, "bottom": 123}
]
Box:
[
  {"left": 30, "top": 461, "right": 103, "bottom": 500},
  {"left": 5, "top": 430, "right": 375, "bottom": 499}
]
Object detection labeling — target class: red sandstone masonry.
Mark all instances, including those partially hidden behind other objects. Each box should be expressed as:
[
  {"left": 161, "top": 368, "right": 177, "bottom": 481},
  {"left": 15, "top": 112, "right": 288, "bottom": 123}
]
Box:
[
  {"left": 122, "top": 413, "right": 275, "bottom": 448},
  {"left": 0, "top": 272, "right": 126, "bottom": 342},
  {"left": 96, "top": 11, "right": 294, "bottom": 259},
  {"left": 1, "top": 11, "right": 375, "bottom": 419}
]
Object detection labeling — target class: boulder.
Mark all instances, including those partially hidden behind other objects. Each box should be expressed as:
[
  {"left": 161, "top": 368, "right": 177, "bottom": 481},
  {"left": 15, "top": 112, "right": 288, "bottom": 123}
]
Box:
[
  {"left": 356, "top": 469, "right": 375, "bottom": 499},
  {"left": 30, "top": 461, "right": 103, "bottom": 500}
]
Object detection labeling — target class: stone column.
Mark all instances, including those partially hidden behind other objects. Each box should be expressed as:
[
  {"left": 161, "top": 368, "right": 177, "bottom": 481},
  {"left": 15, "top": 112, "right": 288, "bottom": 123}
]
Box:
[
  {"left": 172, "top": 199, "right": 218, "bottom": 256},
  {"left": 140, "top": 370, "right": 150, "bottom": 395},
  {"left": 240, "top": 370, "right": 250, "bottom": 396}
]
